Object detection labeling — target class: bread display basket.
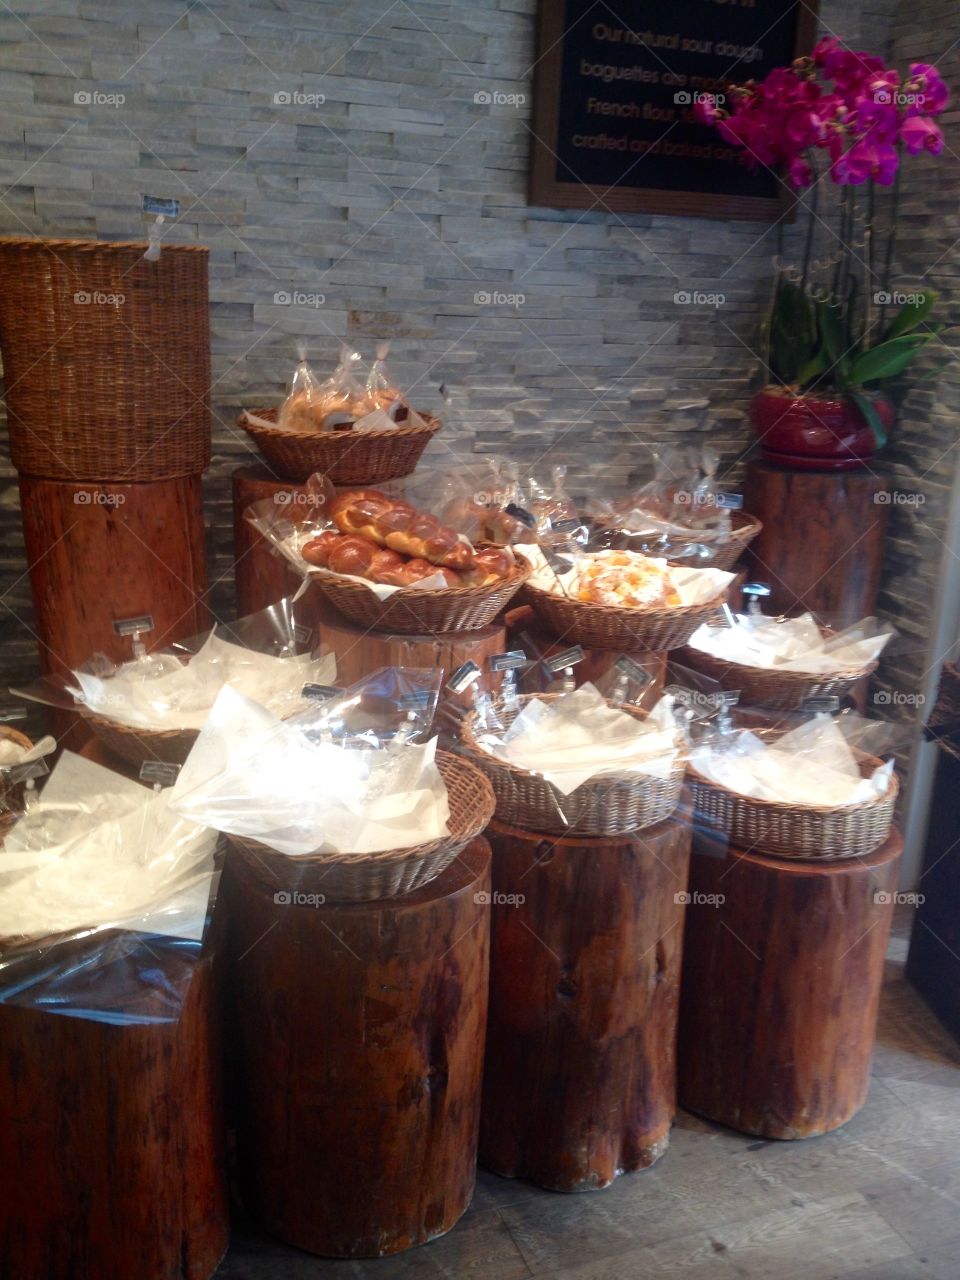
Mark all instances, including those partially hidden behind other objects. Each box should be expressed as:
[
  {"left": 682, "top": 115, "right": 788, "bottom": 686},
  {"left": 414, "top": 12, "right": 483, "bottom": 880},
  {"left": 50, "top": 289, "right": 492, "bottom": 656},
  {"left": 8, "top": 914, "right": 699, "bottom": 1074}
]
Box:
[
  {"left": 593, "top": 510, "right": 763, "bottom": 572},
  {"left": 523, "top": 580, "right": 728, "bottom": 652},
  {"left": 228, "top": 750, "right": 495, "bottom": 902}
]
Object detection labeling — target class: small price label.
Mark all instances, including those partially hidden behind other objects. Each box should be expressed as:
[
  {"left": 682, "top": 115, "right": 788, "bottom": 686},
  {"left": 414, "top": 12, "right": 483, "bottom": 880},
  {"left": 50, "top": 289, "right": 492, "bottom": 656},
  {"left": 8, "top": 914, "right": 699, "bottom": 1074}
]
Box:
[
  {"left": 614, "top": 655, "right": 652, "bottom": 686},
  {"left": 113, "top": 614, "right": 154, "bottom": 636},
  {"left": 139, "top": 761, "right": 181, "bottom": 786},
  {"left": 546, "top": 645, "right": 585, "bottom": 673},
  {"left": 490, "top": 650, "right": 527, "bottom": 673},
  {"left": 447, "top": 661, "right": 481, "bottom": 694},
  {"left": 143, "top": 195, "right": 180, "bottom": 217},
  {"left": 302, "top": 683, "right": 340, "bottom": 701}
]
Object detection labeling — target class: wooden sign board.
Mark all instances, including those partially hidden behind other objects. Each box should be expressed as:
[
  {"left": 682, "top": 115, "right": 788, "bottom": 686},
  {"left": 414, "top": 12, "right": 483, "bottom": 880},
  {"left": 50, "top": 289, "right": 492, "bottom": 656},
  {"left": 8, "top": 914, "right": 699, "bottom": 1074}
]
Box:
[{"left": 529, "top": 0, "right": 819, "bottom": 220}]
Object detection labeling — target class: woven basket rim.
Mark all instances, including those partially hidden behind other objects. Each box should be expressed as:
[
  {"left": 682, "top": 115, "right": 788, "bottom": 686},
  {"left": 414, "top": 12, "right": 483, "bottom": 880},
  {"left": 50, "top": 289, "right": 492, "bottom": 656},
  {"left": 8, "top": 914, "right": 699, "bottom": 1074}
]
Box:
[
  {"left": 594, "top": 508, "right": 762, "bottom": 541},
  {"left": 308, "top": 556, "right": 531, "bottom": 603},
  {"left": 686, "top": 733, "right": 898, "bottom": 819},
  {"left": 0, "top": 235, "right": 209, "bottom": 254},
  {"left": 239, "top": 407, "right": 441, "bottom": 445},
  {"left": 87, "top": 711, "right": 200, "bottom": 744},
  {"left": 231, "top": 750, "right": 495, "bottom": 869},
  {"left": 683, "top": 630, "right": 880, "bottom": 685},
  {"left": 525, "top": 579, "right": 728, "bottom": 624},
  {"left": 459, "top": 691, "right": 680, "bottom": 789}
]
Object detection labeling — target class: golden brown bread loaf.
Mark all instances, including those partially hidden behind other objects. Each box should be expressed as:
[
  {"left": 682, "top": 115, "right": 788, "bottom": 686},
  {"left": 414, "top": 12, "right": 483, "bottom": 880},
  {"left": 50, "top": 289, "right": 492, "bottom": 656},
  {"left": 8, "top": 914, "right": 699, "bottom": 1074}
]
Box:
[{"left": 330, "top": 489, "right": 475, "bottom": 570}]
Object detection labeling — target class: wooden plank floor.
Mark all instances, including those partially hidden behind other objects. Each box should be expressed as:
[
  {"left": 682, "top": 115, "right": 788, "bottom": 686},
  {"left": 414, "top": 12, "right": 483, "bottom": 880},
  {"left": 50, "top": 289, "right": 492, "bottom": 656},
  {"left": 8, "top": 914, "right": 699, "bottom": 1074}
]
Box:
[{"left": 217, "top": 908, "right": 960, "bottom": 1279}]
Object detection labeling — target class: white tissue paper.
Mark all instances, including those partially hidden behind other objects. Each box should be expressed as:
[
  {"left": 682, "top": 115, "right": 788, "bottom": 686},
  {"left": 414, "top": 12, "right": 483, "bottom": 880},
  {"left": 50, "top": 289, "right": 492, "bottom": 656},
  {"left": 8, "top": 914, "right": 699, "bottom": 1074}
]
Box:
[
  {"left": 70, "top": 632, "right": 336, "bottom": 731},
  {"left": 477, "top": 684, "right": 683, "bottom": 795},
  {"left": 690, "top": 714, "right": 894, "bottom": 807},
  {"left": 515, "top": 545, "right": 733, "bottom": 607},
  {"left": 0, "top": 733, "right": 56, "bottom": 768},
  {"left": 687, "top": 612, "right": 892, "bottom": 673},
  {"left": 169, "top": 685, "right": 450, "bottom": 856},
  {"left": 0, "top": 752, "right": 217, "bottom": 943}
]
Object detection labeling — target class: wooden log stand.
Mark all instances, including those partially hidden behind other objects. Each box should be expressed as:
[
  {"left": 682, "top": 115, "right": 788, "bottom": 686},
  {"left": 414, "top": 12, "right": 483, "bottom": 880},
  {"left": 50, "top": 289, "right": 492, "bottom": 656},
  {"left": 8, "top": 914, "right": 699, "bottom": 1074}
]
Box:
[
  {"left": 317, "top": 612, "right": 506, "bottom": 717},
  {"left": 480, "top": 809, "right": 692, "bottom": 1191},
  {"left": 505, "top": 605, "right": 667, "bottom": 711},
  {"left": 743, "top": 461, "right": 889, "bottom": 625},
  {"left": 0, "top": 933, "right": 227, "bottom": 1280},
  {"left": 678, "top": 827, "right": 903, "bottom": 1139},
  {"left": 231, "top": 465, "right": 308, "bottom": 616},
  {"left": 224, "top": 836, "right": 491, "bottom": 1257},
  {"left": 19, "top": 473, "right": 209, "bottom": 681}
]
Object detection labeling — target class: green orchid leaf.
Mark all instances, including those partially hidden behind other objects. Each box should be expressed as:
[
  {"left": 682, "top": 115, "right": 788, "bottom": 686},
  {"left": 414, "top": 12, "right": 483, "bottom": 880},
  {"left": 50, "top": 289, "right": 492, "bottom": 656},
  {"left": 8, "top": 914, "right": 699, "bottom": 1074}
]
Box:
[
  {"left": 797, "top": 349, "right": 828, "bottom": 386},
  {"left": 849, "top": 333, "right": 934, "bottom": 384},
  {"left": 817, "top": 300, "right": 850, "bottom": 382},
  {"left": 885, "top": 289, "right": 937, "bottom": 340}
]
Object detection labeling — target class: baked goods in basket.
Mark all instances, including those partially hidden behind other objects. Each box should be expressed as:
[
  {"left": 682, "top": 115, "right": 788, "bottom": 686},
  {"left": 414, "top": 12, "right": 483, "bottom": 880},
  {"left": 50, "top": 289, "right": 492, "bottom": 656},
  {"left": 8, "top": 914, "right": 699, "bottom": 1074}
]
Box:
[
  {"left": 330, "top": 489, "right": 475, "bottom": 570},
  {"left": 577, "top": 550, "right": 682, "bottom": 609}
]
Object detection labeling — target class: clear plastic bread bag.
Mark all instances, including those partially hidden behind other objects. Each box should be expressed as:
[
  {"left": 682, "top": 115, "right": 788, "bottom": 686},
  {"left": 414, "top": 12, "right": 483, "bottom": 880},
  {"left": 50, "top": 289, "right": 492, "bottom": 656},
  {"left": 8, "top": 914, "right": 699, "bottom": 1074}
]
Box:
[
  {"left": 0, "top": 750, "right": 218, "bottom": 1023},
  {"left": 168, "top": 667, "right": 450, "bottom": 867},
  {"left": 11, "top": 599, "right": 337, "bottom": 735}
]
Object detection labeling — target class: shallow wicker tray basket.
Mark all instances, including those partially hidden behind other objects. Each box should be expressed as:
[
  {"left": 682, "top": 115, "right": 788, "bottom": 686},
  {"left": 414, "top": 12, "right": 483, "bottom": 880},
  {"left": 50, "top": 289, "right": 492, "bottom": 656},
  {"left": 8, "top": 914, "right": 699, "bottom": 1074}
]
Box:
[
  {"left": 239, "top": 407, "right": 442, "bottom": 485},
  {"left": 309, "top": 559, "right": 531, "bottom": 636},
  {"left": 87, "top": 714, "right": 199, "bottom": 769},
  {"left": 594, "top": 510, "right": 762, "bottom": 572},
  {"left": 523, "top": 581, "right": 727, "bottom": 652},
  {"left": 687, "top": 745, "right": 898, "bottom": 861},
  {"left": 459, "top": 694, "right": 685, "bottom": 836},
  {"left": 228, "top": 750, "right": 496, "bottom": 902},
  {"left": 679, "top": 638, "right": 879, "bottom": 712}
]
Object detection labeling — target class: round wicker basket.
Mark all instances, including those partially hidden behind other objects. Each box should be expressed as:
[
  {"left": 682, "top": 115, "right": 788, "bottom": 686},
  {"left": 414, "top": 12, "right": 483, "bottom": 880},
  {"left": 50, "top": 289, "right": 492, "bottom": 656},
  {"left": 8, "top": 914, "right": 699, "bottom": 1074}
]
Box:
[
  {"left": 228, "top": 750, "right": 496, "bottom": 902},
  {"left": 239, "top": 407, "right": 442, "bottom": 485},
  {"left": 86, "top": 714, "right": 199, "bottom": 769},
  {"left": 459, "top": 694, "right": 685, "bottom": 836},
  {"left": 0, "top": 237, "right": 211, "bottom": 481},
  {"left": 0, "top": 725, "right": 35, "bottom": 811},
  {"left": 309, "top": 560, "right": 531, "bottom": 636},
  {"left": 592, "top": 510, "right": 762, "bottom": 571},
  {"left": 523, "top": 580, "right": 727, "bottom": 652},
  {"left": 687, "top": 739, "right": 898, "bottom": 860},
  {"left": 679, "top": 634, "right": 878, "bottom": 711}
]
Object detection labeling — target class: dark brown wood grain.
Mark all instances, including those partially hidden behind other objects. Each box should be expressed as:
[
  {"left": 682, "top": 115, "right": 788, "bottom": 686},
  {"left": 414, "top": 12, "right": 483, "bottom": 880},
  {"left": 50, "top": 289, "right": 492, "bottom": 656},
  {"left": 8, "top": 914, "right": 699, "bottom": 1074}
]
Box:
[
  {"left": 480, "top": 810, "right": 692, "bottom": 1191},
  {"left": 223, "top": 836, "right": 491, "bottom": 1257},
  {"left": 0, "top": 933, "right": 228, "bottom": 1280},
  {"left": 743, "top": 461, "right": 889, "bottom": 626},
  {"left": 505, "top": 604, "right": 667, "bottom": 711},
  {"left": 678, "top": 827, "right": 904, "bottom": 1139},
  {"left": 231, "top": 465, "right": 307, "bottom": 616},
  {"left": 19, "top": 473, "right": 209, "bottom": 680}
]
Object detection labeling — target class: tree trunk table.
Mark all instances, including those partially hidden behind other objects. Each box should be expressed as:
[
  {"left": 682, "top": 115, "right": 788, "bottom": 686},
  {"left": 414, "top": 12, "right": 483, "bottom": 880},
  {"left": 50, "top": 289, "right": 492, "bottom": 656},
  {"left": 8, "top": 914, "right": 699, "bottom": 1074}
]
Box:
[
  {"left": 231, "top": 465, "right": 308, "bottom": 616},
  {"left": 0, "top": 933, "right": 227, "bottom": 1280},
  {"left": 678, "top": 826, "right": 903, "bottom": 1138},
  {"left": 224, "top": 836, "right": 491, "bottom": 1257},
  {"left": 480, "top": 809, "right": 692, "bottom": 1191},
  {"left": 19, "top": 473, "right": 209, "bottom": 680},
  {"left": 743, "top": 461, "right": 889, "bottom": 626}
]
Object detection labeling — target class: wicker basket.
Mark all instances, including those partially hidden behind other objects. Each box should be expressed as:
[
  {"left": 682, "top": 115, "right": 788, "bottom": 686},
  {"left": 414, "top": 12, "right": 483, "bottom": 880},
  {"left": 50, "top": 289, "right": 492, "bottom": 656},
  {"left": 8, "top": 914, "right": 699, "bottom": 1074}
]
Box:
[
  {"left": 228, "top": 751, "right": 496, "bottom": 902},
  {"left": 687, "top": 741, "right": 898, "bottom": 860},
  {"left": 239, "top": 406, "right": 442, "bottom": 484},
  {"left": 0, "top": 237, "right": 211, "bottom": 481},
  {"left": 86, "top": 714, "right": 199, "bottom": 769},
  {"left": 679, "top": 639, "right": 878, "bottom": 711},
  {"left": 523, "top": 581, "right": 728, "bottom": 652},
  {"left": 310, "top": 560, "right": 531, "bottom": 636},
  {"left": 593, "top": 510, "right": 762, "bottom": 571},
  {"left": 0, "top": 725, "right": 35, "bottom": 812},
  {"left": 459, "top": 694, "right": 685, "bottom": 835}
]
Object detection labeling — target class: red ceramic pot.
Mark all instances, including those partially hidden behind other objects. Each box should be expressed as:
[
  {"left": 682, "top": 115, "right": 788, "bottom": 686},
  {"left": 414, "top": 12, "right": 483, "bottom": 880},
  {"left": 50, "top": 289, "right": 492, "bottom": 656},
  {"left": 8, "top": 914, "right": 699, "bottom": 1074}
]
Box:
[{"left": 750, "top": 388, "right": 894, "bottom": 471}]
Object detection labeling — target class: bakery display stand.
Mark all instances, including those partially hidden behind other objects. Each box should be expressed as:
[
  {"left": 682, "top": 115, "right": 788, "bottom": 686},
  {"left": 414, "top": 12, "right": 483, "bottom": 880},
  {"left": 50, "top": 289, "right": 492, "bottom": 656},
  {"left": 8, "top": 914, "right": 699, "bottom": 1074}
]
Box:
[
  {"left": 479, "top": 809, "right": 692, "bottom": 1190},
  {"left": 223, "top": 836, "right": 491, "bottom": 1257},
  {"left": 678, "top": 825, "right": 903, "bottom": 1138}
]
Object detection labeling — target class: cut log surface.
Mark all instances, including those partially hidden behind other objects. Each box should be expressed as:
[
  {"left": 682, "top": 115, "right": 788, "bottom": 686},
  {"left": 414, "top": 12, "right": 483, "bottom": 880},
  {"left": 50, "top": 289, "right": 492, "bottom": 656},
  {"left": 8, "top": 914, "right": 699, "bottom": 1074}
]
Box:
[
  {"left": 224, "top": 836, "right": 492, "bottom": 1257},
  {"left": 678, "top": 826, "right": 904, "bottom": 1139},
  {"left": 231, "top": 465, "right": 306, "bottom": 616},
  {"left": 480, "top": 810, "right": 692, "bottom": 1191}
]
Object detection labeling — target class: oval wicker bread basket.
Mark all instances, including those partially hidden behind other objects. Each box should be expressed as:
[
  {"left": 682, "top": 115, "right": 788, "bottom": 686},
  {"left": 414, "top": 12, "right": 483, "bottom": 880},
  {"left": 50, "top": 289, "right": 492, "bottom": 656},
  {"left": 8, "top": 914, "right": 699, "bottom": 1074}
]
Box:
[
  {"left": 679, "top": 634, "right": 878, "bottom": 711},
  {"left": 228, "top": 750, "right": 496, "bottom": 902},
  {"left": 0, "top": 237, "right": 211, "bottom": 481},
  {"left": 523, "top": 580, "right": 728, "bottom": 652},
  {"left": 459, "top": 694, "right": 685, "bottom": 836},
  {"left": 309, "top": 559, "right": 531, "bottom": 636},
  {"left": 687, "top": 741, "right": 898, "bottom": 861},
  {"left": 87, "top": 714, "right": 199, "bottom": 769},
  {"left": 0, "top": 725, "right": 35, "bottom": 811},
  {"left": 593, "top": 510, "right": 762, "bottom": 571},
  {"left": 239, "top": 407, "right": 442, "bottom": 485}
]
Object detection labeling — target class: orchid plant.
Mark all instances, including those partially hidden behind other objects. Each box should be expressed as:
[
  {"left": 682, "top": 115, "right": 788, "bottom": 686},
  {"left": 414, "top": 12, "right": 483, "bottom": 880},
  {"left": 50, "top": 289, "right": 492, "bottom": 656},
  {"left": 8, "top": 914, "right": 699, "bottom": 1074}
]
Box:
[{"left": 695, "top": 38, "right": 950, "bottom": 444}]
